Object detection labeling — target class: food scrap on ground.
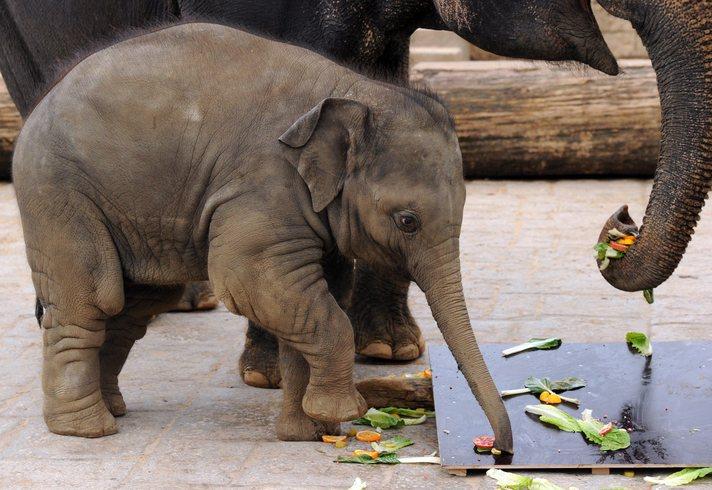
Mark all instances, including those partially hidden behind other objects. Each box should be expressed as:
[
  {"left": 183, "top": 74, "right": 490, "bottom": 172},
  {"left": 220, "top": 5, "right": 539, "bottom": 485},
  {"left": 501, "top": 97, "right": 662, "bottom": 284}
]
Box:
[
  {"left": 525, "top": 405, "right": 631, "bottom": 451},
  {"left": 322, "top": 435, "right": 348, "bottom": 444},
  {"left": 404, "top": 369, "right": 432, "bottom": 379},
  {"left": 355, "top": 430, "right": 381, "bottom": 443},
  {"left": 348, "top": 477, "right": 367, "bottom": 490},
  {"left": 501, "top": 376, "right": 586, "bottom": 405},
  {"left": 626, "top": 331, "right": 653, "bottom": 356},
  {"left": 502, "top": 338, "right": 563, "bottom": 357},
  {"left": 352, "top": 407, "right": 433, "bottom": 429},
  {"left": 644, "top": 467, "right": 712, "bottom": 487},
  {"left": 485, "top": 468, "right": 572, "bottom": 489}
]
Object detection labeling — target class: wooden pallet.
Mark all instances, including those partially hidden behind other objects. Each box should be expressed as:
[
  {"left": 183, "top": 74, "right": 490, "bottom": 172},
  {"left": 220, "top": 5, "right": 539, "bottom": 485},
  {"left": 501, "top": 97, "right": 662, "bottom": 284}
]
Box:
[{"left": 430, "top": 342, "right": 712, "bottom": 476}]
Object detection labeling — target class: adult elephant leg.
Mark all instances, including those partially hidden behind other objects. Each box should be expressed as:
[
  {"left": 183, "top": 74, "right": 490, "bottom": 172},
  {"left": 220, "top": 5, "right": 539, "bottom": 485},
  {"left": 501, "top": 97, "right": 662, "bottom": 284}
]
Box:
[
  {"left": 276, "top": 341, "right": 340, "bottom": 441},
  {"left": 350, "top": 262, "right": 424, "bottom": 360},
  {"left": 238, "top": 321, "right": 282, "bottom": 389},
  {"left": 170, "top": 281, "right": 219, "bottom": 311},
  {"left": 100, "top": 283, "right": 185, "bottom": 416}
]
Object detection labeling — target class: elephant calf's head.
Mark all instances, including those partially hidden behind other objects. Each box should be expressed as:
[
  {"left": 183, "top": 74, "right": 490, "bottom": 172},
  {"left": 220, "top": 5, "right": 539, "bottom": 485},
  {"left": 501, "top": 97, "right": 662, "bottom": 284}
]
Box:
[{"left": 280, "top": 88, "right": 514, "bottom": 453}]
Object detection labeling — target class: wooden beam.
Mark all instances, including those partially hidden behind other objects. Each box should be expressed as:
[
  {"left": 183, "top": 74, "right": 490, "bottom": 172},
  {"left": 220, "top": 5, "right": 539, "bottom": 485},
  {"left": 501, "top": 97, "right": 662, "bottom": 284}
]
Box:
[
  {"left": 411, "top": 59, "right": 661, "bottom": 178},
  {"left": 355, "top": 376, "right": 434, "bottom": 410}
]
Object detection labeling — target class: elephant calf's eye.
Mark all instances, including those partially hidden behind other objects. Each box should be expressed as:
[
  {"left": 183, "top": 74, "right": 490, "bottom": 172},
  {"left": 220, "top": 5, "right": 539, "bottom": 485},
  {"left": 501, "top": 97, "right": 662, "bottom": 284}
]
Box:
[{"left": 394, "top": 211, "right": 421, "bottom": 234}]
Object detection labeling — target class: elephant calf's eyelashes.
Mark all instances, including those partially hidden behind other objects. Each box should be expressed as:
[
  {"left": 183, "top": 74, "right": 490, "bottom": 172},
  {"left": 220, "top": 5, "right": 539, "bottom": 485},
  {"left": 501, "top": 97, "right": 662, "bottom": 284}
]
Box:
[{"left": 393, "top": 210, "right": 421, "bottom": 234}]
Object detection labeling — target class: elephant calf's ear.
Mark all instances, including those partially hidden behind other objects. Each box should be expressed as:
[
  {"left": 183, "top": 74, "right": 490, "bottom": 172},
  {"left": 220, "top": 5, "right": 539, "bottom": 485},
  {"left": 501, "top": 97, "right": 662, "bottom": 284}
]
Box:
[{"left": 279, "top": 98, "right": 370, "bottom": 212}]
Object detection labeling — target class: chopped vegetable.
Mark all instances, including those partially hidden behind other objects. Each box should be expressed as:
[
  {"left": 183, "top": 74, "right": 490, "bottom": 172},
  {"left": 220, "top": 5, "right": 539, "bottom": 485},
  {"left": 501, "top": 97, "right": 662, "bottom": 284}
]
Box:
[
  {"left": 525, "top": 405, "right": 630, "bottom": 452},
  {"left": 539, "top": 391, "right": 562, "bottom": 404},
  {"left": 644, "top": 467, "right": 712, "bottom": 487},
  {"left": 346, "top": 427, "right": 358, "bottom": 437},
  {"left": 502, "top": 376, "right": 586, "bottom": 405},
  {"left": 577, "top": 409, "right": 630, "bottom": 451},
  {"left": 352, "top": 407, "right": 429, "bottom": 429},
  {"left": 355, "top": 430, "right": 381, "bottom": 443},
  {"left": 337, "top": 453, "right": 400, "bottom": 465},
  {"left": 594, "top": 229, "right": 637, "bottom": 271},
  {"left": 525, "top": 404, "right": 581, "bottom": 433},
  {"left": 486, "top": 468, "right": 564, "bottom": 490},
  {"left": 380, "top": 407, "right": 435, "bottom": 418},
  {"left": 337, "top": 452, "right": 440, "bottom": 465},
  {"left": 404, "top": 368, "right": 432, "bottom": 379},
  {"left": 502, "top": 338, "right": 562, "bottom": 357},
  {"left": 626, "top": 331, "right": 653, "bottom": 356},
  {"left": 353, "top": 449, "right": 380, "bottom": 459},
  {"left": 322, "top": 435, "right": 347, "bottom": 444},
  {"left": 335, "top": 440, "right": 348, "bottom": 448},
  {"left": 349, "top": 477, "right": 367, "bottom": 490},
  {"left": 370, "top": 435, "right": 413, "bottom": 453},
  {"left": 473, "top": 435, "right": 495, "bottom": 452},
  {"left": 644, "top": 288, "right": 655, "bottom": 304}
]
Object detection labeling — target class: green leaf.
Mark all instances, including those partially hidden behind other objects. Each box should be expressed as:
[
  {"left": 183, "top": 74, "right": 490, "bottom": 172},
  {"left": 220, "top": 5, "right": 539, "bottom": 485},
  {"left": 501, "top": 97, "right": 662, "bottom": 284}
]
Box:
[
  {"left": 402, "top": 414, "right": 427, "bottom": 426},
  {"left": 626, "top": 331, "right": 653, "bottom": 356},
  {"left": 336, "top": 452, "right": 401, "bottom": 465},
  {"left": 370, "top": 435, "right": 413, "bottom": 453},
  {"left": 502, "top": 338, "right": 562, "bottom": 357},
  {"left": 644, "top": 467, "right": 712, "bottom": 487},
  {"left": 577, "top": 410, "right": 630, "bottom": 452},
  {"left": 524, "top": 405, "right": 581, "bottom": 433},
  {"left": 380, "top": 407, "right": 435, "bottom": 418},
  {"left": 523, "top": 377, "right": 586, "bottom": 395},
  {"left": 352, "top": 408, "right": 403, "bottom": 429},
  {"left": 486, "top": 469, "right": 565, "bottom": 490},
  {"left": 644, "top": 288, "right": 655, "bottom": 304}
]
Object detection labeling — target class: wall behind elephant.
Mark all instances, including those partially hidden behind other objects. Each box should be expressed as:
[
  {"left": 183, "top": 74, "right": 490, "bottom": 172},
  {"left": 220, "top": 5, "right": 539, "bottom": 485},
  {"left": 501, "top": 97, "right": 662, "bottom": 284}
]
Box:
[{"left": 410, "top": 4, "right": 648, "bottom": 64}]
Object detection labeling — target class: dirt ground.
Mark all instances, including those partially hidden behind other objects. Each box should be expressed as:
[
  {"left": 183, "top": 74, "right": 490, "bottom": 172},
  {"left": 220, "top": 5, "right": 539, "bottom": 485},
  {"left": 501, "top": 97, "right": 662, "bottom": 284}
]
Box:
[{"left": 0, "top": 179, "right": 710, "bottom": 489}]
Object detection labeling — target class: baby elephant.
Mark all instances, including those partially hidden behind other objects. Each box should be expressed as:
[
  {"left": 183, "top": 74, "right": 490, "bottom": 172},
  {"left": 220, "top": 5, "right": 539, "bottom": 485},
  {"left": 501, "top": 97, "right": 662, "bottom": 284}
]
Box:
[{"left": 14, "top": 23, "right": 512, "bottom": 451}]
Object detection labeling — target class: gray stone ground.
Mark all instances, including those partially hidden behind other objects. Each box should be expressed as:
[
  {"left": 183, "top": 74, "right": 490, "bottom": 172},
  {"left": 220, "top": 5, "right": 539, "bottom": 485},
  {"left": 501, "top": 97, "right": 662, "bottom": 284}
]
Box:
[{"left": 0, "top": 179, "right": 710, "bottom": 489}]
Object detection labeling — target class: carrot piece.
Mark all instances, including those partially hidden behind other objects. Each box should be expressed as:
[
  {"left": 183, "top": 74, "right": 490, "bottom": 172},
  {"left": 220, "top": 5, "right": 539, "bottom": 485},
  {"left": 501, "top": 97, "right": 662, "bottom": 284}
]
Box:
[
  {"left": 539, "top": 392, "right": 562, "bottom": 404},
  {"left": 322, "top": 435, "right": 347, "bottom": 444},
  {"left": 353, "top": 449, "right": 380, "bottom": 459},
  {"left": 609, "top": 242, "right": 629, "bottom": 253},
  {"left": 355, "top": 430, "right": 381, "bottom": 442}
]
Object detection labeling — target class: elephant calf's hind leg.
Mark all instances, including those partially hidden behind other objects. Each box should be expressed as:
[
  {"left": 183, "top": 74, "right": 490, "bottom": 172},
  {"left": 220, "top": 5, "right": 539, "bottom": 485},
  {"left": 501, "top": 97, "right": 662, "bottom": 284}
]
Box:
[{"left": 100, "top": 284, "right": 185, "bottom": 416}]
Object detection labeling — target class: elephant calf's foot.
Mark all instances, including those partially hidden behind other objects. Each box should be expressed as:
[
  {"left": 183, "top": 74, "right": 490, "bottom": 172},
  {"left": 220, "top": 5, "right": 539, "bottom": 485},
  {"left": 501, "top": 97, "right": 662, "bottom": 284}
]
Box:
[
  {"left": 170, "top": 281, "right": 219, "bottom": 312},
  {"left": 45, "top": 398, "right": 117, "bottom": 438},
  {"left": 239, "top": 324, "right": 282, "bottom": 389},
  {"left": 302, "top": 384, "right": 367, "bottom": 423},
  {"left": 277, "top": 410, "right": 341, "bottom": 441},
  {"left": 352, "top": 305, "right": 425, "bottom": 361}
]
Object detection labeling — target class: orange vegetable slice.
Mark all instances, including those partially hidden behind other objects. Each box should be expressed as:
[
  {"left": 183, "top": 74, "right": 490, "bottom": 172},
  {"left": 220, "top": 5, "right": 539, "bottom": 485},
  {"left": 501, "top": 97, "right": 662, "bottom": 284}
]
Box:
[
  {"left": 322, "top": 435, "right": 347, "bottom": 444},
  {"left": 353, "top": 449, "right": 380, "bottom": 459},
  {"left": 617, "top": 236, "right": 636, "bottom": 246},
  {"left": 417, "top": 369, "right": 432, "bottom": 379},
  {"left": 609, "top": 242, "right": 629, "bottom": 253},
  {"left": 355, "top": 430, "right": 381, "bottom": 443},
  {"left": 539, "top": 391, "right": 562, "bottom": 404},
  {"left": 334, "top": 440, "right": 348, "bottom": 449}
]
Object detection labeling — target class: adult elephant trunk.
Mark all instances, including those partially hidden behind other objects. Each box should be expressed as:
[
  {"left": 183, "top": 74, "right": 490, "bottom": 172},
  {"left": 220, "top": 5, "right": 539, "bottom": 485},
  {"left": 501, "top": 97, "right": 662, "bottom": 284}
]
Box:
[
  {"left": 411, "top": 238, "right": 513, "bottom": 453},
  {"left": 595, "top": 0, "right": 712, "bottom": 292}
]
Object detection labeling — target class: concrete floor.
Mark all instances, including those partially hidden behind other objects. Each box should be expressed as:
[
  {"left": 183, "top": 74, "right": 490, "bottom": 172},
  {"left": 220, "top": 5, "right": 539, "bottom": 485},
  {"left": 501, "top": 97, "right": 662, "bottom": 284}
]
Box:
[{"left": 0, "top": 179, "right": 710, "bottom": 489}]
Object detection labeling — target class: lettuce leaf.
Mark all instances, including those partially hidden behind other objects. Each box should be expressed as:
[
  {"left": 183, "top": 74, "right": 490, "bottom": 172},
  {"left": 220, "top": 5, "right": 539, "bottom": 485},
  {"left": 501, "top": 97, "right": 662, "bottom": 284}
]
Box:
[
  {"left": 380, "top": 407, "right": 435, "bottom": 418},
  {"left": 337, "top": 452, "right": 400, "bottom": 465},
  {"left": 577, "top": 410, "right": 630, "bottom": 452},
  {"left": 486, "top": 469, "right": 564, "bottom": 490},
  {"left": 502, "top": 338, "right": 562, "bottom": 357},
  {"left": 626, "top": 331, "right": 653, "bottom": 356},
  {"left": 644, "top": 467, "right": 712, "bottom": 487},
  {"left": 370, "top": 435, "right": 413, "bottom": 453},
  {"left": 352, "top": 408, "right": 402, "bottom": 429},
  {"left": 524, "top": 405, "right": 581, "bottom": 432}
]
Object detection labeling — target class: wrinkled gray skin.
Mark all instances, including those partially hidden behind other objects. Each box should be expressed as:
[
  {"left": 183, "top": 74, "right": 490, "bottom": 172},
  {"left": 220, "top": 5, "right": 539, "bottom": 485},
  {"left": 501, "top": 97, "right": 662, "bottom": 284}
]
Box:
[{"left": 14, "top": 23, "right": 513, "bottom": 451}]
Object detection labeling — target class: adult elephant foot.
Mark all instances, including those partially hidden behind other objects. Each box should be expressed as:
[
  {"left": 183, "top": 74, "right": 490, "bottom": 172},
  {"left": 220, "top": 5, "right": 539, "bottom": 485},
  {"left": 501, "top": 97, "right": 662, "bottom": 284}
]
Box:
[
  {"left": 350, "top": 263, "right": 425, "bottom": 361},
  {"left": 170, "top": 281, "right": 219, "bottom": 312},
  {"left": 238, "top": 321, "right": 282, "bottom": 389}
]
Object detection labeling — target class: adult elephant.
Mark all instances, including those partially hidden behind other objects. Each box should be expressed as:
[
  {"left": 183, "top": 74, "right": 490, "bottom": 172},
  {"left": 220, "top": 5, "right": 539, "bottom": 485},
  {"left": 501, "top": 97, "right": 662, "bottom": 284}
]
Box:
[{"left": 0, "top": 0, "right": 618, "bottom": 389}]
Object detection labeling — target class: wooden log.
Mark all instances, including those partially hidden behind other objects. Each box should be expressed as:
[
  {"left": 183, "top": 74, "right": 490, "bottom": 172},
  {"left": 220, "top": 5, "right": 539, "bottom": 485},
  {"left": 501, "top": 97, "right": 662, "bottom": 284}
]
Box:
[
  {"left": 355, "top": 376, "right": 434, "bottom": 410},
  {"left": 411, "top": 59, "right": 661, "bottom": 178},
  {"left": 0, "top": 77, "right": 22, "bottom": 180}
]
